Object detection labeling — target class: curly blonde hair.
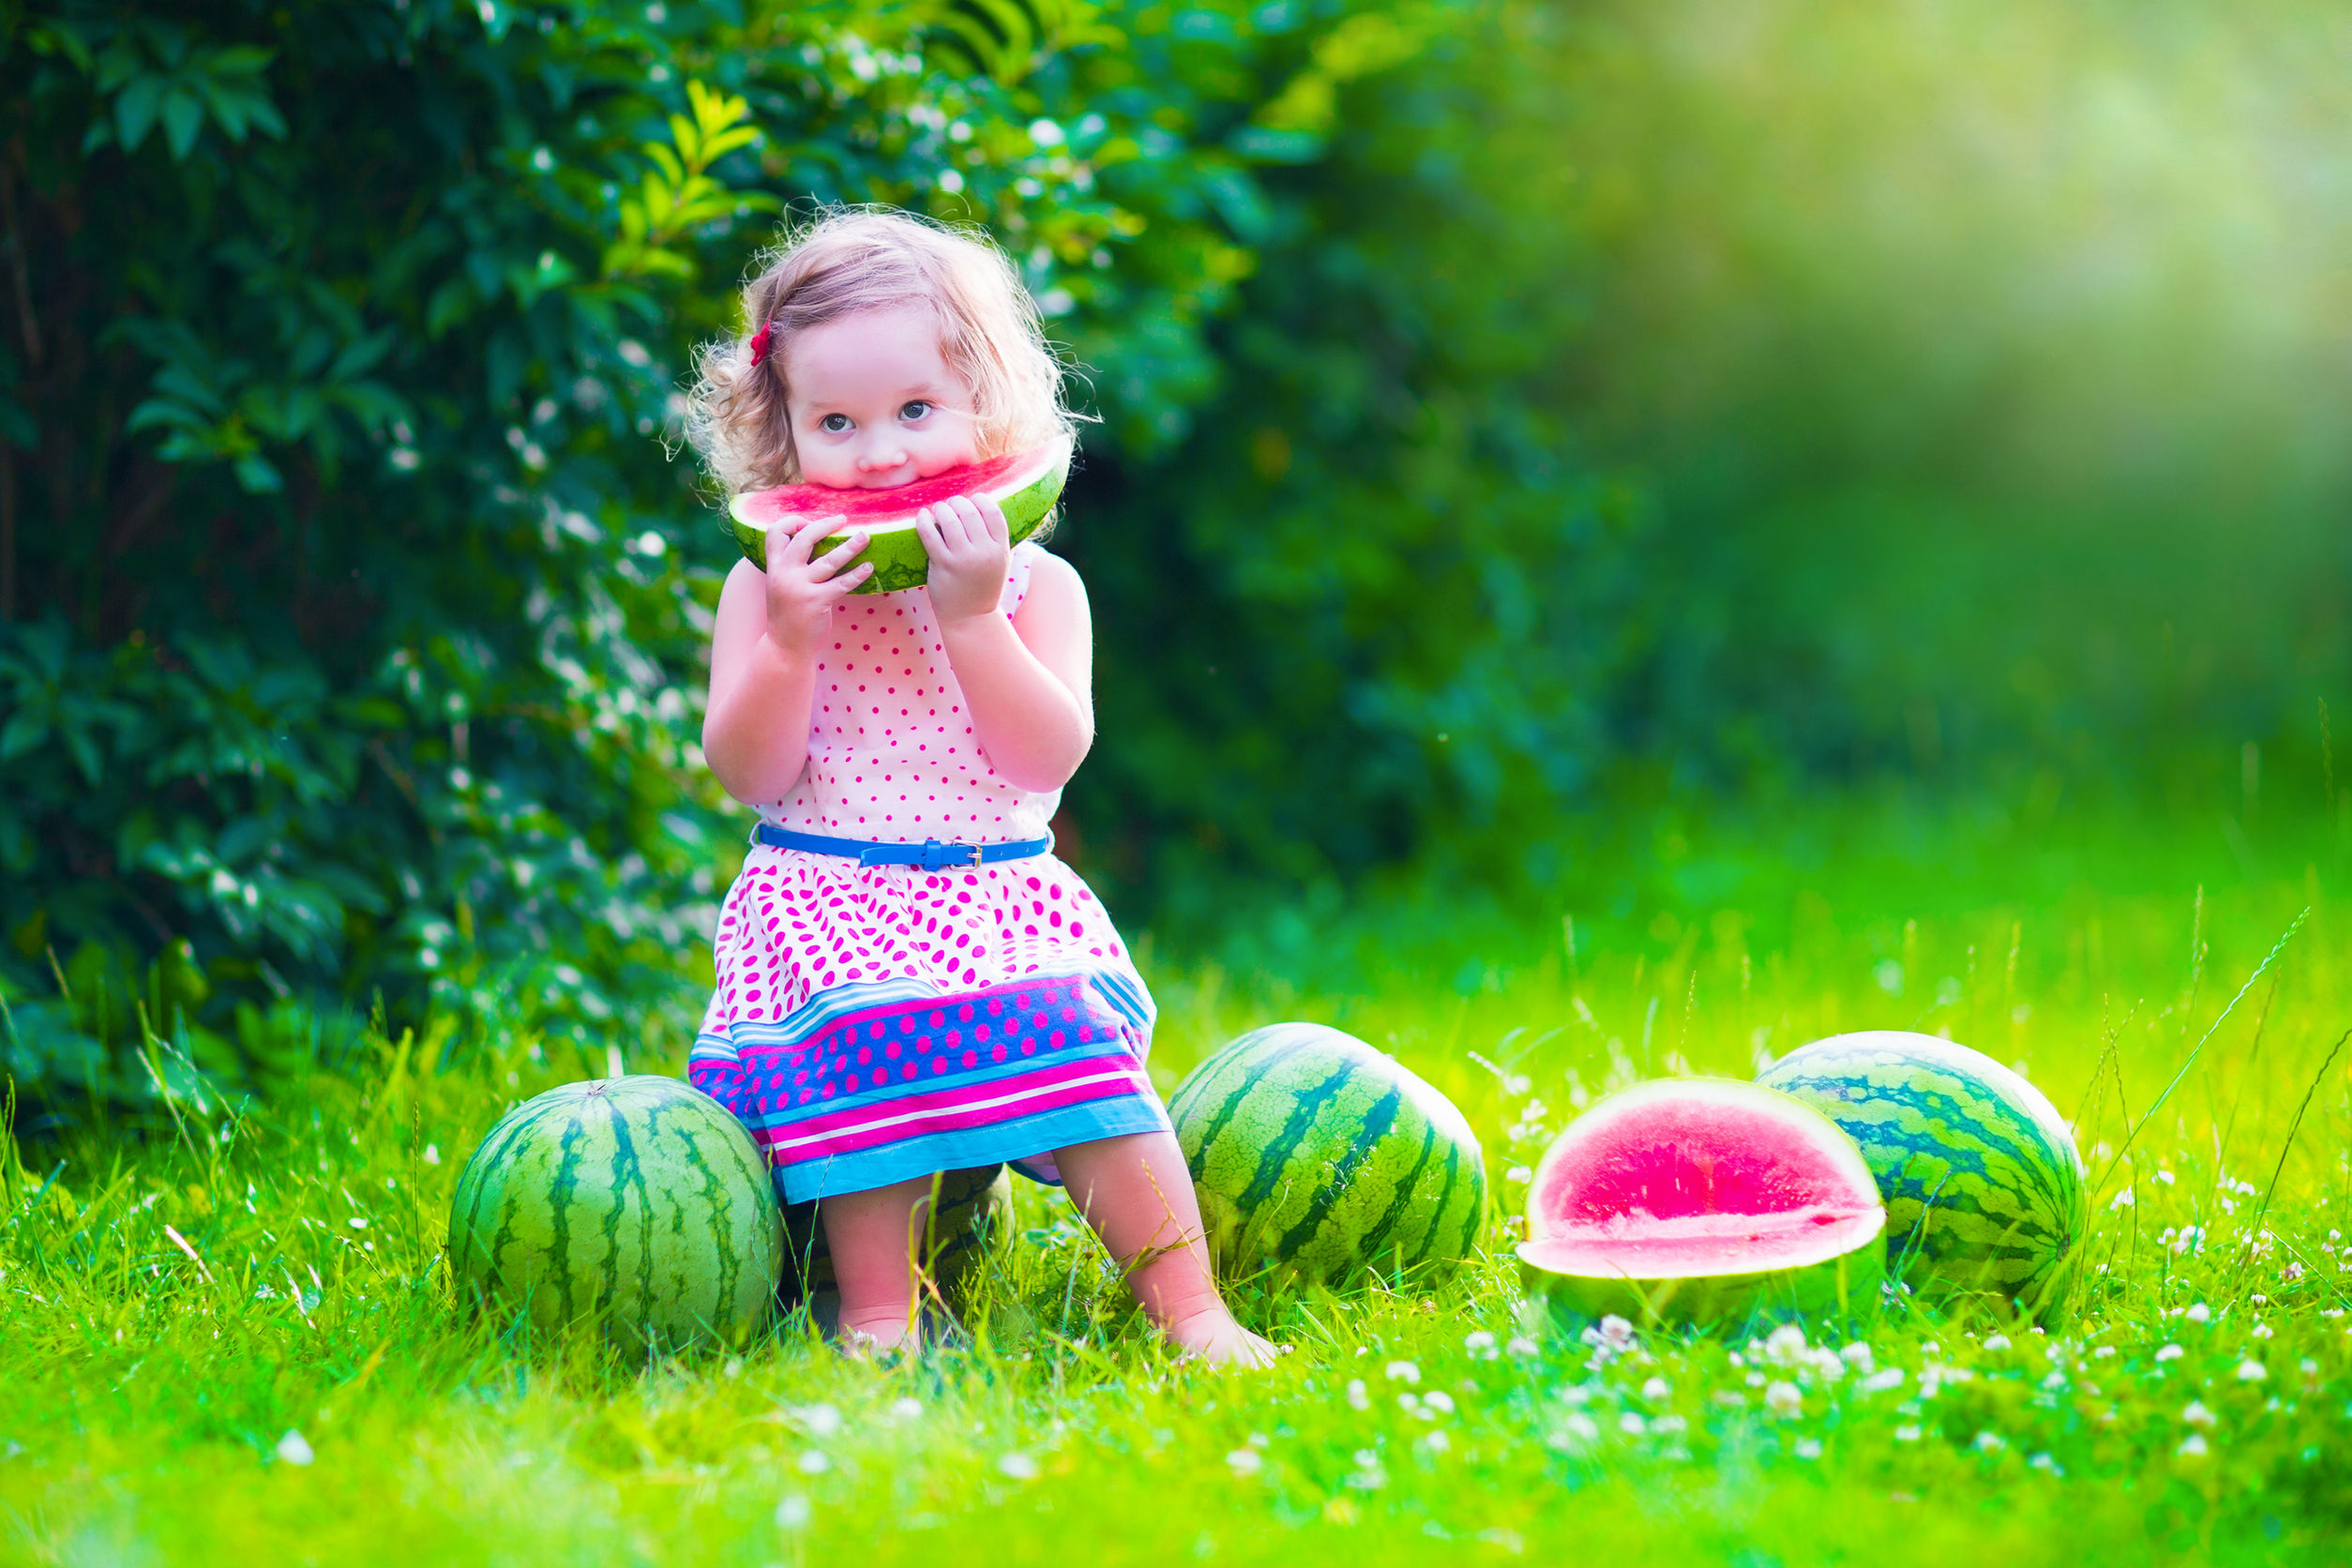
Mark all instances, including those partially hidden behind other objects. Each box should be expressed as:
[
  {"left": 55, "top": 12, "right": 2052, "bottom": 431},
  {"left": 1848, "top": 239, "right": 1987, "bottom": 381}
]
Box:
[{"left": 687, "top": 208, "right": 1078, "bottom": 495}]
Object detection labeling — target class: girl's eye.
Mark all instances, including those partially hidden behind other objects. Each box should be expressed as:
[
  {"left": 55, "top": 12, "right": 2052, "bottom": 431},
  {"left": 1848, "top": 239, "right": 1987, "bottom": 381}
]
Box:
[
  {"left": 819, "top": 414, "right": 852, "bottom": 433},
  {"left": 900, "top": 400, "right": 931, "bottom": 421}
]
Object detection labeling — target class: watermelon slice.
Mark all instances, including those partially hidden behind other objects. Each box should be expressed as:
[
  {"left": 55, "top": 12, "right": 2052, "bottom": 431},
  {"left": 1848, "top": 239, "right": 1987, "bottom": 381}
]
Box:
[
  {"left": 727, "top": 438, "right": 1071, "bottom": 595},
  {"left": 1518, "top": 1078, "right": 1886, "bottom": 1334}
]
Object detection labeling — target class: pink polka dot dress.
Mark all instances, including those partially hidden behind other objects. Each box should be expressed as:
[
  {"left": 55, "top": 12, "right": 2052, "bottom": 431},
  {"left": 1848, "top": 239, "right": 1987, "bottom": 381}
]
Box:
[{"left": 688, "top": 544, "right": 1167, "bottom": 1203}]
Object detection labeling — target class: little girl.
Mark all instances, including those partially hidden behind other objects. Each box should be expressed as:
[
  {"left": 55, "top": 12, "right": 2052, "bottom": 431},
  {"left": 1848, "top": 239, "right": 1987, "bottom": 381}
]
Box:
[{"left": 684, "top": 210, "right": 1274, "bottom": 1365}]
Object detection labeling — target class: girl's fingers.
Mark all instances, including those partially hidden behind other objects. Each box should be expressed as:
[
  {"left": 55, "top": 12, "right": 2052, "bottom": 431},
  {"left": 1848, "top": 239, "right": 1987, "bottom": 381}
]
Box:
[
  {"left": 974, "top": 495, "right": 1009, "bottom": 544},
  {"left": 943, "top": 495, "right": 987, "bottom": 548},
  {"left": 917, "top": 505, "right": 961, "bottom": 557},
  {"left": 787, "top": 513, "right": 851, "bottom": 566},
  {"left": 812, "top": 530, "right": 868, "bottom": 579}
]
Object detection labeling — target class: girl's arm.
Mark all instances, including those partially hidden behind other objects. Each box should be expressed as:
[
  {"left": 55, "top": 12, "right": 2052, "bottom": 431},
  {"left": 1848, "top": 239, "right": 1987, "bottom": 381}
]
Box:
[
  {"left": 703, "top": 517, "right": 874, "bottom": 806},
  {"left": 918, "top": 494, "right": 1093, "bottom": 794}
]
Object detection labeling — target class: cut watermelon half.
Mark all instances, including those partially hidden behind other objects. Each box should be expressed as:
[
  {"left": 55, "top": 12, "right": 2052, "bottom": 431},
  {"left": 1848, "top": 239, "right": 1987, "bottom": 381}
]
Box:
[
  {"left": 1518, "top": 1078, "right": 1886, "bottom": 1334},
  {"left": 727, "top": 438, "right": 1071, "bottom": 596}
]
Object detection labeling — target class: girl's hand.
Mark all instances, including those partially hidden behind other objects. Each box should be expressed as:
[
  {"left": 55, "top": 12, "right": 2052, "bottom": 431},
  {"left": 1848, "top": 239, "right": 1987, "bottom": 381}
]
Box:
[
  {"left": 762, "top": 515, "right": 870, "bottom": 656},
  {"left": 917, "top": 493, "right": 1010, "bottom": 626}
]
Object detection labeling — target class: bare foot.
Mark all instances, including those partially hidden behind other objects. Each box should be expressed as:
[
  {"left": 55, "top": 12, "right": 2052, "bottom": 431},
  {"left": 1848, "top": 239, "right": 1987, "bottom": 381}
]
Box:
[
  {"left": 1166, "top": 1306, "right": 1281, "bottom": 1368},
  {"left": 837, "top": 1309, "right": 920, "bottom": 1359}
]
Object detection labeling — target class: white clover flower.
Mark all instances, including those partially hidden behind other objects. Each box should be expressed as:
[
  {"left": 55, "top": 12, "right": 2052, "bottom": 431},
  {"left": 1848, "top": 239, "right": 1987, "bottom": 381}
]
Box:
[
  {"left": 1000, "top": 1453, "right": 1040, "bottom": 1480},
  {"left": 1346, "top": 1379, "right": 1370, "bottom": 1411},
  {"left": 775, "top": 1496, "right": 812, "bottom": 1530},
  {"left": 1385, "top": 1360, "right": 1422, "bottom": 1385},
  {"left": 1840, "top": 1342, "right": 1877, "bottom": 1374},
  {"left": 1506, "top": 1166, "right": 1532, "bottom": 1184},
  {"left": 1597, "top": 1316, "right": 1637, "bottom": 1351},
  {"left": 2029, "top": 1452, "right": 2062, "bottom": 1476},
  {"left": 1641, "top": 1377, "right": 1671, "bottom": 1401},
  {"left": 2238, "top": 1360, "right": 2267, "bottom": 1382},
  {"left": 2182, "top": 1401, "right": 2216, "bottom": 1427},
  {"left": 274, "top": 1430, "right": 314, "bottom": 1467},
  {"left": 1560, "top": 1411, "right": 1601, "bottom": 1444},
  {"left": 1619, "top": 1412, "right": 1646, "bottom": 1435},
  {"left": 1793, "top": 1437, "right": 1823, "bottom": 1460},
  {"left": 797, "top": 1452, "right": 830, "bottom": 1475},
  {"left": 1225, "top": 1449, "right": 1261, "bottom": 1476},
  {"left": 1423, "top": 1430, "right": 1451, "bottom": 1454},
  {"left": 1765, "top": 1381, "right": 1802, "bottom": 1417},
  {"left": 1973, "top": 1431, "right": 2006, "bottom": 1454},
  {"left": 2155, "top": 1344, "right": 2183, "bottom": 1363},
  {"left": 1862, "top": 1367, "right": 1906, "bottom": 1394},
  {"left": 1894, "top": 1425, "right": 1922, "bottom": 1442},
  {"left": 1464, "top": 1330, "right": 1498, "bottom": 1356},
  {"left": 1763, "top": 1323, "right": 1808, "bottom": 1362},
  {"left": 892, "top": 1397, "right": 923, "bottom": 1422},
  {"left": 1505, "top": 1336, "right": 1540, "bottom": 1358},
  {"left": 2184, "top": 1303, "right": 2210, "bottom": 1324},
  {"left": 1983, "top": 1333, "right": 2013, "bottom": 1352},
  {"left": 798, "top": 1404, "right": 844, "bottom": 1438},
  {"left": 2178, "top": 1434, "right": 2209, "bottom": 1458},
  {"left": 2251, "top": 1322, "right": 2274, "bottom": 1341},
  {"left": 1423, "top": 1391, "right": 1456, "bottom": 1416},
  {"left": 1808, "top": 1348, "right": 1847, "bottom": 1380}
]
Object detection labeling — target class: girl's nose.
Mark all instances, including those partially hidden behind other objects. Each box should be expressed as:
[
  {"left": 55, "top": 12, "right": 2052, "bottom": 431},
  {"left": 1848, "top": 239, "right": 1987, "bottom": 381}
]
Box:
[{"left": 855, "top": 439, "right": 909, "bottom": 474}]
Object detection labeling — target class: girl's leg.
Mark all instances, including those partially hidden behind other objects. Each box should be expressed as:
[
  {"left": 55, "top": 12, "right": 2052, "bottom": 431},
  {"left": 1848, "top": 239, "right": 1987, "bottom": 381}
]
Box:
[
  {"left": 1052, "top": 1131, "right": 1277, "bottom": 1367},
  {"left": 820, "top": 1174, "right": 934, "bottom": 1352}
]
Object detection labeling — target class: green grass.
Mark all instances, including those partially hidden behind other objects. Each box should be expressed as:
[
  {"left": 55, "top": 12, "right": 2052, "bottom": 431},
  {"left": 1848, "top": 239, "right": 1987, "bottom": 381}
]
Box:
[{"left": 6, "top": 849, "right": 2352, "bottom": 1565}]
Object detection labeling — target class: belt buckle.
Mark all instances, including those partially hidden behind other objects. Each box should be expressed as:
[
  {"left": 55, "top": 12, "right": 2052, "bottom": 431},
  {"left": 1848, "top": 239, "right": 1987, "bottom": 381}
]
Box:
[
  {"left": 963, "top": 841, "right": 985, "bottom": 868},
  {"left": 911, "top": 837, "right": 973, "bottom": 871}
]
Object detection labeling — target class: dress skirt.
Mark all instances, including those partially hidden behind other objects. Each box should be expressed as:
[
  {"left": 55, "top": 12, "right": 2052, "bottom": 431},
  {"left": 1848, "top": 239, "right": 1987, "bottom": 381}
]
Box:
[{"left": 687, "top": 844, "right": 1168, "bottom": 1203}]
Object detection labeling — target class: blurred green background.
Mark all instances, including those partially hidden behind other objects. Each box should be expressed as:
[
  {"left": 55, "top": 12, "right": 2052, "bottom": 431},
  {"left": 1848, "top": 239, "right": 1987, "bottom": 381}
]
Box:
[{"left": 3, "top": 0, "right": 2346, "bottom": 1119}]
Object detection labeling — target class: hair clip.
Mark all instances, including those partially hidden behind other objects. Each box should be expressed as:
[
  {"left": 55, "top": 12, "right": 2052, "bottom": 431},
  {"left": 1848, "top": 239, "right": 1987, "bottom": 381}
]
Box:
[{"left": 747, "top": 321, "right": 775, "bottom": 367}]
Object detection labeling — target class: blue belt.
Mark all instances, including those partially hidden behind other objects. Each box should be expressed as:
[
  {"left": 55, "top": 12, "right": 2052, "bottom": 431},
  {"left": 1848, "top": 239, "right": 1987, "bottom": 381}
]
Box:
[{"left": 749, "top": 822, "right": 1054, "bottom": 870}]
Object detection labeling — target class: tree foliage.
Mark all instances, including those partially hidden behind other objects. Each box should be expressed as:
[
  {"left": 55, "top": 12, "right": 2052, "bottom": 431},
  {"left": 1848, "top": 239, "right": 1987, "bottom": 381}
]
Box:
[{"left": 0, "top": 0, "right": 1380, "bottom": 1112}]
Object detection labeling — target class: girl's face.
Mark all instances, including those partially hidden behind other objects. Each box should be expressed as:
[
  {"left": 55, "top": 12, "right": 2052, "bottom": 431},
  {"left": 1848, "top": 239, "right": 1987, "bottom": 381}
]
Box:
[{"left": 783, "top": 304, "right": 980, "bottom": 489}]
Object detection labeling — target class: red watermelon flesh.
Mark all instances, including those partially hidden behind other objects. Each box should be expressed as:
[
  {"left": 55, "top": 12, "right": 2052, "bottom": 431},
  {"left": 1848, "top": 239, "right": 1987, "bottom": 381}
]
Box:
[
  {"left": 731, "top": 445, "right": 1060, "bottom": 532},
  {"left": 1521, "top": 1078, "right": 1883, "bottom": 1280}
]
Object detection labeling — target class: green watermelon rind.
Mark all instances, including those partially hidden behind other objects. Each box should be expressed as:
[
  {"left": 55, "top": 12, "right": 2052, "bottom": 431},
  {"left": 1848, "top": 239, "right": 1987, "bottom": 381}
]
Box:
[
  {"left": 726, "top": 444, "right": 1069, "bottom": 596},
  {"left": 1520, "top": 1240, "right": 1885, "bottom": 1339},
  {"left": 445, "top": 1075, "right": 784, "bottom": 1349},
  {"left": 1756, "top": 1031, "right": 2088, "bottom": 1320},
  {"left": 1168, "top": 1022, "right": 1487, "bottom": 1289}
]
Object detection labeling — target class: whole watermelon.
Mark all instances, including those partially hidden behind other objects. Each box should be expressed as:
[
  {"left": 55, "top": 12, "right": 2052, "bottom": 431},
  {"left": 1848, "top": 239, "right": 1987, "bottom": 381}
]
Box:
[
  {"left": 1756, "top": 1031, "right": 2087, "bottom": 1319},
  {"left": 1168, "top": 1022, "right": 1486, "bottom": 1289},
  {"left": 781, "top": 1164, "right": 1014, "bottom": 1331},
  {"left": 447, "top": 1076, "right": 783, "bottom": 1349}
]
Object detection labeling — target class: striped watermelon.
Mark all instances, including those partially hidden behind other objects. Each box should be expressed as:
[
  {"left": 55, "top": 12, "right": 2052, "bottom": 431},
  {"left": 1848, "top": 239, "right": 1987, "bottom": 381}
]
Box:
[
  {"left": 1168, "top": 1022, "right": 1485, "bottom": 1289},
  {"left": 447, "top": 1076, "right": 783, "bottom": 1349},
  {"left": 1756, "top": 1032, "right": 2087, "bottom": 1319},
  {"left": 1518, "top": 1078, "right": 1886, "bottom": 1334},
  {"left": 780, "top": 1163, "right": 1014, "bottom": 1330}
]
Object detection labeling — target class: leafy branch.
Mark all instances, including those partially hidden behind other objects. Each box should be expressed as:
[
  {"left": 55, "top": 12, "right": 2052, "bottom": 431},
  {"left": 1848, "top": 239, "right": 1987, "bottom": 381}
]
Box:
[{"left": 602, "top": 81, "right": 777, "bottom": 282}]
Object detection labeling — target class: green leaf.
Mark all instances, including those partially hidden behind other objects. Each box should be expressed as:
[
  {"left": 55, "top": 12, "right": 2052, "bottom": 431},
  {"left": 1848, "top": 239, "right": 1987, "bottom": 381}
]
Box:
[
  {"left": 114, "top": 73, "right": 165, "bottom": 152},
  {"left": 233, "top": 454, "right": 282, "bottom": 493},
  {"left": 161, "top": 88, "right": 205, "bottom": 160},
  {"left": 0, "top": 710, "right": 49, "bottom": 762}
]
